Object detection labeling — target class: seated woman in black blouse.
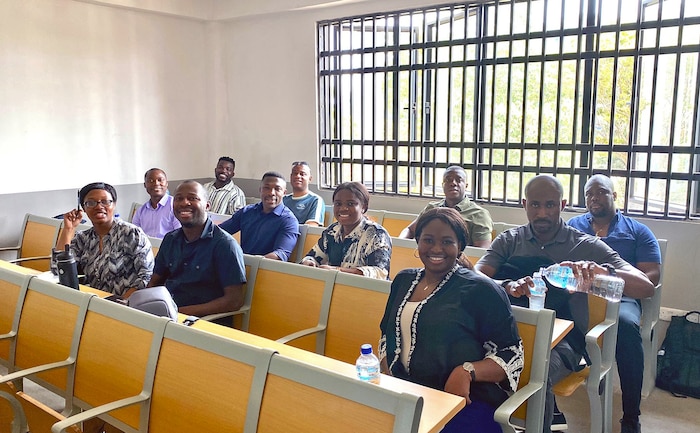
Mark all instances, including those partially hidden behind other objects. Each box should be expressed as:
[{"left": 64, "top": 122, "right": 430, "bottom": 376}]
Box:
[{"left": 379, "top": 207, "right": 523, "bottom": 433}]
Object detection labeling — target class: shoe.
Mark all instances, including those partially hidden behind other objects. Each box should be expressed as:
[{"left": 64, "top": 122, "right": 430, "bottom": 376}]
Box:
[
  {"left": 552, "top": 411, "right": 568, "bottom": 431},
  {"left": 620, "top": 418, "right": 641, "bottom": 433}
]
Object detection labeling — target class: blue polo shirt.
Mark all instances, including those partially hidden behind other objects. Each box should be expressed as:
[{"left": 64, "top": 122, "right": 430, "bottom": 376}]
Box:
[
  {"left": 568, "top": 210, "right": 661, "bottom": 266},
  {"left": 219, "top": 202, "right": 299, "bottom": 262},
  {"left": 154, "top": 218, "right": 246, "bottom": 307}
]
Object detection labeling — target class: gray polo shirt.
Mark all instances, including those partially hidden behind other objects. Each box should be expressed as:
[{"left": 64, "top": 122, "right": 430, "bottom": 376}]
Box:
[{"left": 477, "top": 220, "right": 629, "bottom": 356}]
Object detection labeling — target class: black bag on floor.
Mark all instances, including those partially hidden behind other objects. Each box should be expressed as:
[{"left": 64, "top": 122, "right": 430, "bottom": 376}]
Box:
[{"left": 656, "top": 311, "right": 700, "bottom": 398}]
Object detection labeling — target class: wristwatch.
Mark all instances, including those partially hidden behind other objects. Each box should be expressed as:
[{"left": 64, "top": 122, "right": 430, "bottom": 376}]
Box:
[
  {"left": 602, "top": 263, "right": 617, "bottom": 277},
  {"left": 462, "top": 362, "right": 476, "bottom": 382}
]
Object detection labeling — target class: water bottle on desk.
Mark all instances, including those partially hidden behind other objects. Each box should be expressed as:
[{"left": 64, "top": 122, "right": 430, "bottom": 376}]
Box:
[
  {"left": 56, "top": 244, "right": 79, "bottom": 290},
  {"left": 529, "top": 271, "right": 547, "bottom": 311},
  {"left": 356, "top": 343, "right": 380, "bottom": 384}
]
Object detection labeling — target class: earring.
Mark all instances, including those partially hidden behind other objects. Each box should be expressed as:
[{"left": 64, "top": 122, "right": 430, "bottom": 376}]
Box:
[{"left": 413, "top": 249, "right": 420, "bottom": 258}]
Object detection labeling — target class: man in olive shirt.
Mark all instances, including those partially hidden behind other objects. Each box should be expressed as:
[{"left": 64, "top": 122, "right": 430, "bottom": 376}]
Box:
[{"left": 399, "top": 166, "right": 493, "bottom": 247}]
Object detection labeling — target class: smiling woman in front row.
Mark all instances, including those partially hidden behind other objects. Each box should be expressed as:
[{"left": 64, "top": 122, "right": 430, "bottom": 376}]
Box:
[
  {"left": 300, "top": 181, "right": 392, "bottom": 280},
  {"left": 379, "top": 207, "right": 523, "bottom": 433}
]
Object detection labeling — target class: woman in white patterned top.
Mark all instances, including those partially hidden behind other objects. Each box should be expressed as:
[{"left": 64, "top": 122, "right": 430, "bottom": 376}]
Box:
[
  {"left": 300, "top": 182, "right": 392, "bottom": 280},
  {"left": 57, "top": 182, "right": 153, "bottom": 296}
]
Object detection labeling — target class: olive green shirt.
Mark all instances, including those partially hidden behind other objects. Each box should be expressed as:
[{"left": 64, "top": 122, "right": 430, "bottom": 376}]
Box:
[{"left": 422, "top": 196, "right": 493, "bottom": 244}]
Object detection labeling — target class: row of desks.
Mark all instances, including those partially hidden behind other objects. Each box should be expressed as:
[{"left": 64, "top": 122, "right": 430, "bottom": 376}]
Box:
[{"left": 2, "top": 260, "right": 572, "bottom": 433}]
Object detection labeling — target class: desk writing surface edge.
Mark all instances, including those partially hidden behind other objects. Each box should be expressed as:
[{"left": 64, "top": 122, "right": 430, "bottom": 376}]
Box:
[{"left": 185, "top": 314, "right": 465, "bottom": 433}]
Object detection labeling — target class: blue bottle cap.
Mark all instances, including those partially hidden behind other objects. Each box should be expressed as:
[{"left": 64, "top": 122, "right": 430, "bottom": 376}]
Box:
[{"left": 360, "top": 343, "right": 372, "bottom": 355}]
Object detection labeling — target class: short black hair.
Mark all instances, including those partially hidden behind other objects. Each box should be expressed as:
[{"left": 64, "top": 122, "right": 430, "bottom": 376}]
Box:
[
  {"left": 218, "top": 156, "right": 235, "bottom": 168},
  {"left": 261, "top": 171, "right": 286, "bottom": 182},
  {"left": 79, "top": 182, "right": 117, "bottom": 205},
  {"left": 144, "top": 168, "right": 166, "bottom": 180}
]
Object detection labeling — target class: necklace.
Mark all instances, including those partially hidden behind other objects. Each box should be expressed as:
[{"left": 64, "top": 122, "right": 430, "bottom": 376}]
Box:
[
  {"left": 593, "top": 222, "right": 609, "bottom": 237},
  {"left": 423, "top": 277, "right": 444, "bottom": 291}
]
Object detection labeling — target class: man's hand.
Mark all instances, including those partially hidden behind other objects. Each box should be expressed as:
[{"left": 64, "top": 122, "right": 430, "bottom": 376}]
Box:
[{"left": 503, "top": 276, "right": 534, "bottom": 298}]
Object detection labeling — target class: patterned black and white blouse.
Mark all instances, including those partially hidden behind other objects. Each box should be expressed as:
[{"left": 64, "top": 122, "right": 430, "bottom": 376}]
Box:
[
  {"left": 71, "top": 219, "right": 154, "bottom": 295},
  {"left": 302, "top": 217, "right": 392, "bottom": 280}
]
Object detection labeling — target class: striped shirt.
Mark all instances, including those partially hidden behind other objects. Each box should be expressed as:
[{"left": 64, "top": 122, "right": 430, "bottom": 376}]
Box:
[{"left": 203, "top": 180, "right": 246, "bottom": 215}]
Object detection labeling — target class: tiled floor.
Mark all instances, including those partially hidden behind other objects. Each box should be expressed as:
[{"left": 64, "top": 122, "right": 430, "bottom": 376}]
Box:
[{"left": 557, "top": 369, "right": 699, "bottom": 433}]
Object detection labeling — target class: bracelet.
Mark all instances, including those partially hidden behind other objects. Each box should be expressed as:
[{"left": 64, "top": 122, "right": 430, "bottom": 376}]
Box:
[{"left": 500, "top": 279, "right": 512, "bottom": 290}]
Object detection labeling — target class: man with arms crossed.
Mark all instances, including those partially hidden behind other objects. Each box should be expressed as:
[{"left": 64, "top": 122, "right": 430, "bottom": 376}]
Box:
[
  {"left": 221, "top": 171, "right": 299, "bottom": 261},
  {"left": 399, "top": 165, "right": 493, "bottom": 247},
  {"left": 474, "top": 175, "right": 654, "bottom": 433},
  {"left": 203, "top": 156, "right": 246, "bottom": 215},
  {"left": 568, "top": 174, "right": 661, "bottom": 433},
  {"left": 283, "top": 161, "right": 325, "bottom": 226},
  {"left": 132, "top": 168, "right": 181, "bottom": 238},
  {"left": 148, "top": 181, "right": 245, "bottom": 317}
]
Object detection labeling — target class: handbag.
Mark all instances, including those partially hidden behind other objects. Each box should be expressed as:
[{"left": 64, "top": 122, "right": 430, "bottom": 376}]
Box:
[
  {"left": 127, "top": 286, "right": 179, "bottom": 321},
  {"left": 656, "top": 311, "right": 700, "bottom": 398}
]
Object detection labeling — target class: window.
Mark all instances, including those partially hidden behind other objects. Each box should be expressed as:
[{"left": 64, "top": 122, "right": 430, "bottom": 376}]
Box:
[{"left": 317, "top": 0, "right": 700, "bottom": 219}]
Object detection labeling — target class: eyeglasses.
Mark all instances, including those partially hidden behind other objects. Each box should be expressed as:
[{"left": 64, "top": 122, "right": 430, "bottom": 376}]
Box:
[{"left": 83, "top": 199, "right": 114, "bottom": 208}]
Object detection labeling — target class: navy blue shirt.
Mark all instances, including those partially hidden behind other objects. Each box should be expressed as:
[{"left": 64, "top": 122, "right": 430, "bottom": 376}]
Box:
[
  {"left": 219, "top": 202, "right": 299, "bottom": 261},
  {"left": 568, "top": 210, "right": 661, "bottom": 267},
  {"left": 154, "top": 218, "right": 246, "bottom": 307}
]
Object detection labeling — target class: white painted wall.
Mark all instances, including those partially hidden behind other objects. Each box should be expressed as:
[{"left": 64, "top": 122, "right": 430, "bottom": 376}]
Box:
[{"left": 0, "top": 0, "right": 215, "bottom": 193}]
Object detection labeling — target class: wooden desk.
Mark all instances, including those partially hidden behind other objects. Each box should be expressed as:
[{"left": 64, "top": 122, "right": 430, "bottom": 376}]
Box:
[
  {"left": 553, "top": 318, "right": 574, "bottom": 348},
  {"left": 186, "top": 316, "right": 465, "bottom": 433}
]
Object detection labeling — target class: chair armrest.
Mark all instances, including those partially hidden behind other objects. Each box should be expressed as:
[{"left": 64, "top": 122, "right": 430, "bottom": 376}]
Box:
[
  {"left": 276, "top": 325, "right": 326, "bottom": 344},
  {"left": 0, "top": 390, "right": 28, "bottom": 433},
  {"left": 585, "top": 318, "right": 616, "bottom": 343},
  {"left": 640, "top": 283, "right": 662, "bottom": 337},
  {"left": 200, "top": 305, "right": 250, "bottom": 322},
  {"left": 8, "top": 255, "right": 51, "bottom": 263},
  {"left": 1, "top": 360, "right": 73, "bottom": 384},
  {"left": 0, "top": 331, "right": 17, "bottom": 341},
  {"left": 494, "top": 382, "right": 544, "bottom": 433},
  {"left": 51, "top": 393, "right": 149, "bottom": 433},
  {"left": 0, "top": 246, "right": 20, "bottom": 253}
]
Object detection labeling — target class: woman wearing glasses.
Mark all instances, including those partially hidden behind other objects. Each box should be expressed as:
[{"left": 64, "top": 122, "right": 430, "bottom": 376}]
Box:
[{"left": 57, "top": 182, "right": 154, "bottom": 296}]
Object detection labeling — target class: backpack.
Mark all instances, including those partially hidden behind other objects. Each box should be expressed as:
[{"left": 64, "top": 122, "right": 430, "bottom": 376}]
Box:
[{"left": 656, "top": 311, "right": 700, "bottom": 398}]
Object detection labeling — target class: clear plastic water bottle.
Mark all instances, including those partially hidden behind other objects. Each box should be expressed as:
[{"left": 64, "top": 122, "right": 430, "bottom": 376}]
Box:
[
  {"left": 529, "top": 271, "right": 547, "bottom": 311},
  {"left": 356, "top": 343, "right": 380, "bottom": 384},
  {"left": 541, "top": 264, "right": 590, "bottom": 293},
  {"left": 589, "top": 274, "right": 625, "bottom": 302}
]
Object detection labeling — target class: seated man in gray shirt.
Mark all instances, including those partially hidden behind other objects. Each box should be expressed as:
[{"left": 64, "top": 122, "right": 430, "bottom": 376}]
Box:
[{"left": 474, "top": 175, "right": 653, "bottom": 433}]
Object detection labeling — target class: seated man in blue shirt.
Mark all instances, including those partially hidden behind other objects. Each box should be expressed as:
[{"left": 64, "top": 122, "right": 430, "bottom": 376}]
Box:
[
  {"left": 147, "top": 180, "right": 246, "bottom": 317},
  {"left": 220, "top": 171, "right": 300, "bottom": 261},
  {"left": 568, "top": 174, "right": 661, "bottom": 433},
  {"left": 283, "top": 161, "right": 325, "bottom": 226}
]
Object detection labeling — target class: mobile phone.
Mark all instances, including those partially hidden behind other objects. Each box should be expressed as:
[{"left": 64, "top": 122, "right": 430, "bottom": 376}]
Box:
[
  {"left": 77, "top": 189, "right": 82, "bottom": 211},
  {"left": 183, "top": 316, "right": 200, "bottom": 326}
]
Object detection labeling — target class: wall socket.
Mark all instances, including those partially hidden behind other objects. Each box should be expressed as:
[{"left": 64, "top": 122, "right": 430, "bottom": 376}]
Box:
[{"left": 659, "top": 307, "right": 699, "bottom": 322}]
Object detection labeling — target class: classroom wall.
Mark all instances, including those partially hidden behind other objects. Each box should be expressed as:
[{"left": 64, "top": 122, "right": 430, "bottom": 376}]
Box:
[{"left": 0, "top": 0, "right": 698, "bottom": 311}]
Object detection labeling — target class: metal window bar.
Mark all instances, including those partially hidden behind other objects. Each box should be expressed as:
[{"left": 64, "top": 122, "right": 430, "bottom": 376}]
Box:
[{"left": 317, "top": 0, "right": 700, "bottom": 219}]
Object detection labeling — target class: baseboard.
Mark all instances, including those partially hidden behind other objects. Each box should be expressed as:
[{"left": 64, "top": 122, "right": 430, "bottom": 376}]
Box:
[{"left": 659, "top": 307, "right": 700, "bottom": 322}]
